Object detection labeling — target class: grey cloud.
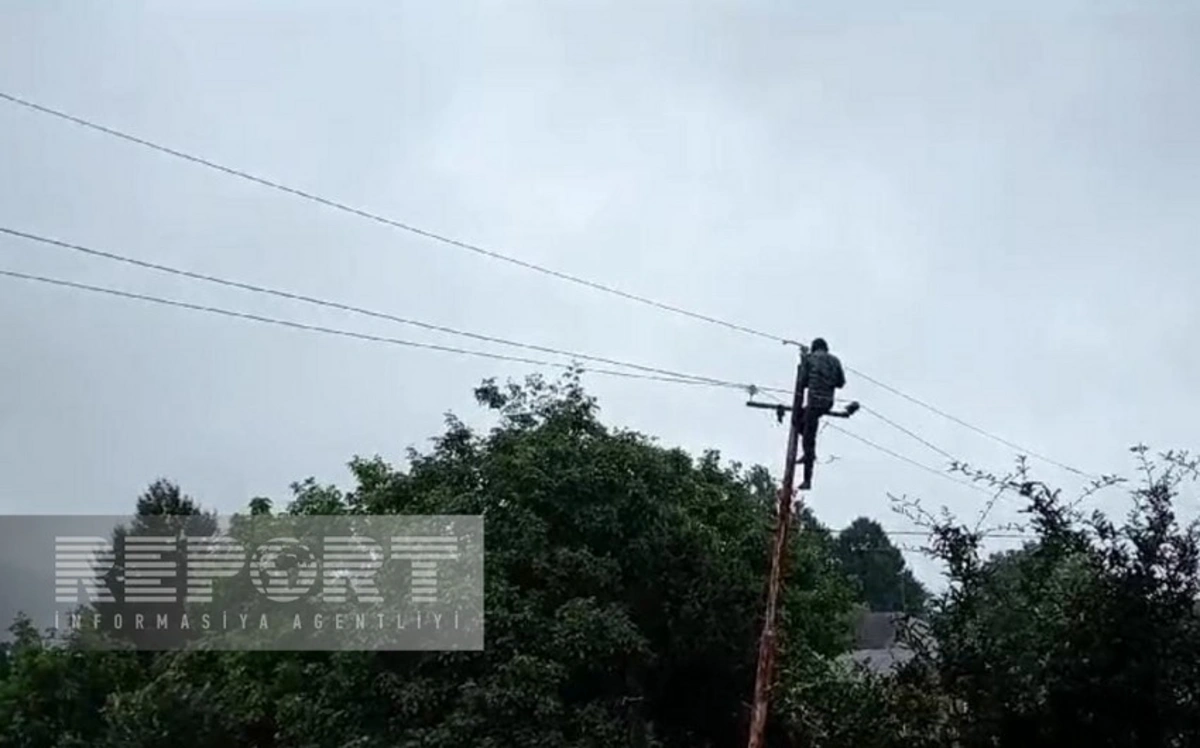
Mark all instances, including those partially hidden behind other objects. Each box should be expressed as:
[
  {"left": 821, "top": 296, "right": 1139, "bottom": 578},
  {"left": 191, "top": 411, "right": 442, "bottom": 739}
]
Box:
[{"left": 2, "top": 3, "right": 1197, "bottom": 587}]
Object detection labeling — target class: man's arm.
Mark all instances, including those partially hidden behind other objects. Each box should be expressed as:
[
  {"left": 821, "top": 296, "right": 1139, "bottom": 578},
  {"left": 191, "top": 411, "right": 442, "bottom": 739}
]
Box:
[{"left": 833, "top": 357, "right": 846, "bottom": 389}]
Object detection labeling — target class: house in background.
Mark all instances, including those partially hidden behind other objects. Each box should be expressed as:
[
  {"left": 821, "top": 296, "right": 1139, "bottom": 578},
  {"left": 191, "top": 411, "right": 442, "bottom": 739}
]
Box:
[{"left": 839, "top": 610, "right": 929, "bottom": 676}]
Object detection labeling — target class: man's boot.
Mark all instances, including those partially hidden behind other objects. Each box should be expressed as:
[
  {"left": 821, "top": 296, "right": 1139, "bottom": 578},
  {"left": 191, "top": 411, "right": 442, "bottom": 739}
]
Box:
[{"left": 798, "top": 458, "right": 814, "bottom": 491}]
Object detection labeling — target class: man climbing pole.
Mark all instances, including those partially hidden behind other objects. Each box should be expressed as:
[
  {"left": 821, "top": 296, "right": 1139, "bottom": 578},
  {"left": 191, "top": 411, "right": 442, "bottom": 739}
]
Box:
[
  {"left": 743, "top": 338, "right": 856, "bottom": 748},
  {"left": 797, "top": 337, "right": 845, "bottom": 490}
]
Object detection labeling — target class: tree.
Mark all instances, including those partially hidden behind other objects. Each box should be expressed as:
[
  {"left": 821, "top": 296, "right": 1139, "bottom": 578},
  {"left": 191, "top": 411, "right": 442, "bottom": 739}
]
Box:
[
  {"left": 911, "top": 449, "right": 1200, "bottom": 746},
  {"left": 834, "top": 518, "right": 929, "bottom": 614},
  {"left": 0, "top": 371, "right": 859, "bottom": 747},
  {"left": 0, "top": 615, "right": 143, "bottom": 748},
  {"left": 93, "top": 480, "right": 219, "bottom": 650},
  {"left": 9, "top": 373, "right": 1199, "bottom": 747}
]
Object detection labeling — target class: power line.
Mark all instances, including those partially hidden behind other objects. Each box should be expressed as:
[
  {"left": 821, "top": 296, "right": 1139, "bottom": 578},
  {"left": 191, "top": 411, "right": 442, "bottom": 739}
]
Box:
[
  {"left": 825, "top": 422, "right": 993, "bottom": 496},
  {"left": 875, "top": 530, "right": 1029, "bottom": 539},
  {"left": 0, "top": 268, "right": 738, "bottom": 388},
  {"left": 0, "top": 268, "right": 1044, "bottom": 545},
  {"left": 0, "top": 90, "right": 1094, "bottom": 479},
  {"left": 0, "top": 91, "right": 785, "bottom": 345},
  {"left": 0, "top": 226, "right": 783, "bottom": 395},
  {"left": 0, "top": 230, "right": 995, "bottom": 488},
  {"left": 850, "top": 370, "right": 1093, "bottom": 479},
  {"left": 0, "top": 261, "right": 1016, "bottom": 506},
  {"left": 860, "top": 404, "right": 958, "bottom": 462},
  {"left": 811, "top": 535, "right": 1034, "bottom": 554}
]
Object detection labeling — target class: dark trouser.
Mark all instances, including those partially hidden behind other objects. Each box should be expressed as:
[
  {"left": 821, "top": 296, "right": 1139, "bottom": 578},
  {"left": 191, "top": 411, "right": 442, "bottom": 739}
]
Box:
[
  {"left": 800, "top": 400, "right": 831, "bottom": 463},
  {"left": 798, "top": 396, "right": 833, "bottom": 486}
]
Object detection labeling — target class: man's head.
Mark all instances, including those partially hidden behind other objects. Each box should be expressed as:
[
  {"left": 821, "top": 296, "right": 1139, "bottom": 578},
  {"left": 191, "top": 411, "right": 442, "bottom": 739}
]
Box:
[{"left": 811, "top": 337, "right": 829, "bottom": 353}]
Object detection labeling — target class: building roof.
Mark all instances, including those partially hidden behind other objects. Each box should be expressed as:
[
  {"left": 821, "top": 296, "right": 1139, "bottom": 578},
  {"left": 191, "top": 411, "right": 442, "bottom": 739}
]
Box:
[
  {"left": 854, "top": 611, "right": 907, "bottom": 649},
  {"left": 842, "top": 647, "right": 916, "bottom": 675},
  {"left": 840, "top": 610, "right": 930, "bottom": 676}
]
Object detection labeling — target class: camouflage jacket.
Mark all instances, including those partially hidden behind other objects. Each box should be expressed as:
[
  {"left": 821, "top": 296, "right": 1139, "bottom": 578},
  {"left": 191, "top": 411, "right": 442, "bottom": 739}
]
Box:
[{"left": 799, "top": 350, "right": 846, "bottom": 403}]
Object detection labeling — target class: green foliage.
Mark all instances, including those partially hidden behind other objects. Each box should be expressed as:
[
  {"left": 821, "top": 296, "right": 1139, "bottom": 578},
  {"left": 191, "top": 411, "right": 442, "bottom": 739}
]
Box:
[
  {"left": 0, "top": 371, "right": 856, "bottom": 747},
  {"left": 914, "top": 449, "right": 1200, "bottom": 746},
  {"left": 93, "top": 480, "right": 218, "bottom": 651},
  {"left": 833, "top": 518, "right": 929, "bottom": 614},
  {"left": 778, "top": 656, "right": 950, "bottom": 748},
  {"left": 20, "top": 372, "right": 1195, "bottom": 746},
  {"left": 0, "top": 616, "right": 144, "bottom": 748}
]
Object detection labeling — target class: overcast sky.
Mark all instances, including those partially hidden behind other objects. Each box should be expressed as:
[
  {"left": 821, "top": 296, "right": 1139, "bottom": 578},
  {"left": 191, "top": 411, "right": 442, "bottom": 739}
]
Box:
[{"left": 3, "top": 2, "right": 1198, "bottom": 584}]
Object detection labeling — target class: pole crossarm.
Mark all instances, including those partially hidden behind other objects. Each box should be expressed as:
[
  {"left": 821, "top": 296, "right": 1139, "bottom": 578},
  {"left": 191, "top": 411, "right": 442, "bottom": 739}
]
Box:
[{"left": 745, "top": 399, "right": 860, "bottom": 423}]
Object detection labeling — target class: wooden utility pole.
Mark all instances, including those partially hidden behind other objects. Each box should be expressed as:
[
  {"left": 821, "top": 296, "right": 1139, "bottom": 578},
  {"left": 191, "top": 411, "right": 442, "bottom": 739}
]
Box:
[
  {"left": 745, "top": 354, "right": 805, "bottom": 748},
  {"left": 744, "top": 353, "right": 859, "bottom": 748}
]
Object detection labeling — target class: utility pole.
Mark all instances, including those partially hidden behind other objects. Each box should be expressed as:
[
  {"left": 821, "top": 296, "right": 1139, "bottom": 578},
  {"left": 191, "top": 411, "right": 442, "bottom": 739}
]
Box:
[
  {"left": 744, "top": 352, "right": 858, "bottom": 748},
  {"left": 744, "top": 354, "right": 805, "bottom": 748}
]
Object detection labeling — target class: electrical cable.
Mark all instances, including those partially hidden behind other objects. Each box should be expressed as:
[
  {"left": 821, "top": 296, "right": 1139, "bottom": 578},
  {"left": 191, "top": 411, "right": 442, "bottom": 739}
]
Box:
[
  {"left": 0, "top": 269, "right": 740, "bottom": 389},
  {"left": 0, "top": 90, "right": 1095, "bottom": 479},
  {"left": 1, "top": 267, "right": 1044, "bottom": 541},
  {"left": 0, "top": 226, "right": 778, "bottom": 395},
  {"left": 860, "top": 404, "right": 959, "bottom": 462},
  {"left": 824, "top": 422, "right": 993, "bottom": 496}
]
